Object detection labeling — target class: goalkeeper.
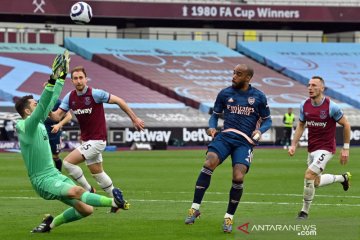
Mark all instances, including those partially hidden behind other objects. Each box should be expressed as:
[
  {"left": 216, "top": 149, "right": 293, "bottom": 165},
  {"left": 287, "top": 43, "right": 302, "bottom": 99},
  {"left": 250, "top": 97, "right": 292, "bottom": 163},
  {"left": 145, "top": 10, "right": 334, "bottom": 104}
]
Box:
[{"left": 15, "top": 51, "right": 128, "bottom": 233}]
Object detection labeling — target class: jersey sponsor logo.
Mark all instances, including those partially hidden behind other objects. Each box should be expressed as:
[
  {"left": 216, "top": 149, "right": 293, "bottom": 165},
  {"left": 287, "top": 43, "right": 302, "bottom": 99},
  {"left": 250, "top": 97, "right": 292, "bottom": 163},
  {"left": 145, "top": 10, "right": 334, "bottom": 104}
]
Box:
[
  {"left": 248, "top": 97, "right": 255, "bottom": 105},
  {"left": 319, "top": 110, "right": 327, "bottom": 119},
  {"left": 307, "top": 120, "right": 327, "bottom": 128},
  {"left": 227, "top": 105, "right": 255, "bottom": 116},
  {"left": 73, "top": 107, "right": 93, "bottom": 115}
]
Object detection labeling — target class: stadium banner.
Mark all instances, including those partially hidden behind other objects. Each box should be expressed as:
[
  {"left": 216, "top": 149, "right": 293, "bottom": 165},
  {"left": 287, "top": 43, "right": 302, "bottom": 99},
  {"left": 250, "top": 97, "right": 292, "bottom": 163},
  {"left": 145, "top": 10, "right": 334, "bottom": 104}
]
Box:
[
  {"left": 275, "top": 126, "right": 360, "bottom": 147},
  {"left": 0, "top": 141, "right": 19, "bottom": 150},
  {"left": 65, "top": 127, "right": 276, "bottom": 147},
  {"left": 1, "top": 127, "right": 359, "bottom": 150},
  {"left": 2, "top": 1, "right": 360, "bottom": 23},
  {"left": 62, "top": 127, "right": 275, "bottom": 147}
]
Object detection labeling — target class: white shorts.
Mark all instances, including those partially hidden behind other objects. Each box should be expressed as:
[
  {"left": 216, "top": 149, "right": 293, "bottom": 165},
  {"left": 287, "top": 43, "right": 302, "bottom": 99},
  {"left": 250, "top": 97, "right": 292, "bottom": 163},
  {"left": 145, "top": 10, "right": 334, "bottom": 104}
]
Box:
[
  {"left": 307, "top": 150, "right": 333, "bottom": 174},
  {"left": 77, "top": 140, "right": 106, "bottom": 165}
]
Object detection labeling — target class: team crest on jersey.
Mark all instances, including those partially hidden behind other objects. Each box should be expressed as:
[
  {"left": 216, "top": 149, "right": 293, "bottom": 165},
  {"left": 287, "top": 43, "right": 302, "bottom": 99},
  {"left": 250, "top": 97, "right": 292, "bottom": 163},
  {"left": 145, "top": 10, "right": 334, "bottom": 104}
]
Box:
[
  {"left": 228, "top": 98, "right": 234, "bottom": 103},
  {"left": 248, "top": 97, "right": 255, "bottom": 105},
  {"left": 84, "top": 97, "right": 91, "bottom": 106},
  {"left": 319, "top": 110, "right": 327, "bottom": 119},
  {"left": 71, "top": 101, "right": 76, "bottom": 107}
]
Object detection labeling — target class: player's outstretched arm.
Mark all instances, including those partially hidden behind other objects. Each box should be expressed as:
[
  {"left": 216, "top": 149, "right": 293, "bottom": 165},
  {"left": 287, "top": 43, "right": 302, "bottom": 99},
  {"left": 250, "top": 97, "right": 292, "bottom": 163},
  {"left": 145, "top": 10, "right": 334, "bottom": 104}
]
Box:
[
  {"left": 44, "top": 50, "right": 70, "bottom": 120},
  {"left": 109, "top": 95, "right": 145, "bottom": 131},
  {"left": 24, "top": 53, "right": 67, "bottom": 133}
]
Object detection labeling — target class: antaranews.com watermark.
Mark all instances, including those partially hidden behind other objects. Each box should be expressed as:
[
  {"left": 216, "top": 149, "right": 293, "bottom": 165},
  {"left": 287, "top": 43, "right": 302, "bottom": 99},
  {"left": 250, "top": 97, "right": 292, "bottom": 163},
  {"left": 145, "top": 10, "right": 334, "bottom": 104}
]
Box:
[{"left": 238, "top": 222, "right": 317, "bottom": 236}]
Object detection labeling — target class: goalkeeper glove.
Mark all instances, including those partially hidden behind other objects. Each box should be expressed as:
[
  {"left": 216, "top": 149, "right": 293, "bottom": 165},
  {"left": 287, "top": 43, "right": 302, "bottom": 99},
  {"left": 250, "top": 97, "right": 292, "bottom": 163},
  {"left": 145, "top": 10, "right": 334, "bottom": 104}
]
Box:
[
  {"left": 59, "top": 50, "right": 71, "bottom": 80},
  {"left": 48, "top": 54, "right": 64, "bottom": 86}
]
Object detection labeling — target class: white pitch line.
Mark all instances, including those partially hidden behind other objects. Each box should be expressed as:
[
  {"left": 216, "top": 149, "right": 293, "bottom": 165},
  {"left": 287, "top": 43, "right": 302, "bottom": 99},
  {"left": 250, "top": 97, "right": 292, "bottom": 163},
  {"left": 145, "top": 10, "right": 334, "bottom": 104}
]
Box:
[
  {"left": 129, "top": 191, "right": 360, "bottom": 199},
  {"left": 129, "top": 199, "right": 360, "bottom": 207},
  {"left": 1, "top": 190, "right": 359, "bottom": 199},
  {"left": 1, "top": 196, "right": 360, "bottom": 207}
]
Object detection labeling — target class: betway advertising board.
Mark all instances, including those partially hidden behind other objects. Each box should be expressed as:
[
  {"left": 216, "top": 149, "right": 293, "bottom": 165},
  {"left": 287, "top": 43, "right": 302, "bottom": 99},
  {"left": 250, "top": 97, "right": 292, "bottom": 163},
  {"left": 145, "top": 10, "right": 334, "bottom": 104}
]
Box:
[
  {"left": 109, "top": 128, "right": 213, "bottom": 146},
  {"left": 66, "top": 127, "right": 275, "bottom": 147},
  {"left": 110, "top": 126, "right": 357, "bottom": 147},
  {"left": 1, "top": 127, "right": 359, "bottom": 150}
]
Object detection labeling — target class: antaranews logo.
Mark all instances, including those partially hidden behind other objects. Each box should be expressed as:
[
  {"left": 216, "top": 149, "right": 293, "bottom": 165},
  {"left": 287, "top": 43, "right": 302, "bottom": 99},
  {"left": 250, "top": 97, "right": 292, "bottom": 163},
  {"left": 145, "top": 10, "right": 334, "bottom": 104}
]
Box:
[
  {"left": 237, "top": 222, "right": 317, "bottom": 236},
  {"left": 238, "top": 222, "right": 250, "bottom": 234}
]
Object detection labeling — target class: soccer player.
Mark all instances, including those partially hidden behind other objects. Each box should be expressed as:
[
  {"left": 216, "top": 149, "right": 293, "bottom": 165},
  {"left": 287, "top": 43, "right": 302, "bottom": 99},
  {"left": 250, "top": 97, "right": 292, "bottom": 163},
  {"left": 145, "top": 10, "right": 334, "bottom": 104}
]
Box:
[
  {"left": 44, "top": 99, "right": 72, "bottom": 171},
  {"left": 288, "top": 76, "right": 351, "bottom": 220},
  {"left": 15, "top": 52, "right": 128, "bottom": 233},
  {"left": 184, "top": 64, "right": 272, "bottom": 233},
  {"left": 49, "top": 66, "right": 145, "bottom": 213}
]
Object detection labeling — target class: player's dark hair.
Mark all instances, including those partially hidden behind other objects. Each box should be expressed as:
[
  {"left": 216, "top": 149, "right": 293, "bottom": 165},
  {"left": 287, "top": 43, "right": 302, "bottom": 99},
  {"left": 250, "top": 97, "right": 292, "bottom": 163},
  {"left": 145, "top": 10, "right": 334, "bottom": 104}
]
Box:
[
  {"left": 15, "top": 95, "right": 34, "bottom": 118},
  {"left": 247, "top": 66, "right": 254, "bottom": 78},
  {"left": 311, "top": 76, "right": 325, "bottom": 86},
  {"left": 71, "top": 66, "right": 87, "bottom": 78}
]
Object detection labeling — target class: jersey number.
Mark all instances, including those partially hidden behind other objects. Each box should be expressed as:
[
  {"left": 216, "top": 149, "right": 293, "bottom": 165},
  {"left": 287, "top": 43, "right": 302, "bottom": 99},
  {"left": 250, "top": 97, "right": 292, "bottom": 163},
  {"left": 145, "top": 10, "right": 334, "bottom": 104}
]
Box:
[
  {"left": 82, "top": 144, "right": 91, "bottom": 150},
  {"left": 318, "top": 153, "right": 326, "bottom": 161}
]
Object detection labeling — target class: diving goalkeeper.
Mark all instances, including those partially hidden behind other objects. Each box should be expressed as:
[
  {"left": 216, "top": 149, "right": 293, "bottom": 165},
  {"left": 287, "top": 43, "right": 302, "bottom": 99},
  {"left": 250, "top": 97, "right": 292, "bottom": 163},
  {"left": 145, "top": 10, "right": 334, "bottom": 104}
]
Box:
[{"left": 15, "top": 51, "right": 128, "bottom": 233}]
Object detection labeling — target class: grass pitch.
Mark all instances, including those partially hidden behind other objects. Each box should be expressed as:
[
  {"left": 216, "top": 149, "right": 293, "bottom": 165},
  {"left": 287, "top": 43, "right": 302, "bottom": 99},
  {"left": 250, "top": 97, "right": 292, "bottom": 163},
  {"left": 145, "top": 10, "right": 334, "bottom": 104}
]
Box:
[{"left": 0, "top": 147, "right": 359, "bottom": 240}]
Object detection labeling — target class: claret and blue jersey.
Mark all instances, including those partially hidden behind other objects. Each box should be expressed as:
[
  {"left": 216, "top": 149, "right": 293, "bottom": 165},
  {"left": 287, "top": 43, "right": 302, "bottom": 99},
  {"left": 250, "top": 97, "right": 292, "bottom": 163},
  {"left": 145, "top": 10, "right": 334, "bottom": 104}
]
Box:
[
  {"left": 299, "top": 97, "right": 343, "bottom": 153},
  {"left": 60, "top": 86, "right": 110, "bottom": 141}
]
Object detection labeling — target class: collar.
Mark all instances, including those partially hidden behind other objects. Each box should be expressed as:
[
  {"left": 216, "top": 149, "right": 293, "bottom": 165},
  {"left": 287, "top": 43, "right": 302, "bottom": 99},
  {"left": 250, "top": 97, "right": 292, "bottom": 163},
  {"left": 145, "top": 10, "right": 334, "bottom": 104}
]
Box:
[
  {"left": 311, "top": 96, "right": 325, "bottom": 107},
  {"left": 76, "top": 86, "right": 89, "bottom": 96}
]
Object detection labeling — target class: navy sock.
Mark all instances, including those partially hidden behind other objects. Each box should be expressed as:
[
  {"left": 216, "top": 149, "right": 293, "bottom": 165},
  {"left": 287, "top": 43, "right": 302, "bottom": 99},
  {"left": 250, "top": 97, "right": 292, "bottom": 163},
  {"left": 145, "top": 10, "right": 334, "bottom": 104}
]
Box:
[
  {"left": 193, "top": 167, "right": 213, "bottom": 204},
  {"left": 226, "top": 181, "right": 243, "bottom": 215},
  {"left": 54, "top": 158, "right": 62, "bottom": 172}
]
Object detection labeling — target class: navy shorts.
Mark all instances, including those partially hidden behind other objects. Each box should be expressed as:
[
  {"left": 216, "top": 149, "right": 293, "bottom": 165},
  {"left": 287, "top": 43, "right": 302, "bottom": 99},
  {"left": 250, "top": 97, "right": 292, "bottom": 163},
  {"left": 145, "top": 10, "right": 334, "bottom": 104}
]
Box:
[
  {"left": 208, "top": 132, "right": 253, "bottom": 169},
  {"left": 49, "top": 136, "right": 61, "bottom": 155}
]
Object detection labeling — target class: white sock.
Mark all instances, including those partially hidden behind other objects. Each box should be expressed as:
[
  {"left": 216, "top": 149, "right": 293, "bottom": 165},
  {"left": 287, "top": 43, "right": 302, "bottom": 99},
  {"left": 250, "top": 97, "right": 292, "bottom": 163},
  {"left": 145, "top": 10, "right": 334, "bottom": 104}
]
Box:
[
  {"left": 224, "top": 213, "right": 233, "bottom": 220},
  {"left": 319, "top": 174, "right": 335, "bottom": 187},
  {"left": 92, "top": 172, "right": 114, "bottom": 197},
  {"left": 63, "top": 161, "right": 91, "bottom": 191},
  {"left": 319, "top": 174, "right": 345, "bottom": 187},
  {"left": 301, "top": 179, "right": 315, "bottom": 214},
  {"left": 335, "top": 175, "right": 346, "bottom": 182},
  {"left": 191, "top": 203, "right": 200, "bottom": 210}
]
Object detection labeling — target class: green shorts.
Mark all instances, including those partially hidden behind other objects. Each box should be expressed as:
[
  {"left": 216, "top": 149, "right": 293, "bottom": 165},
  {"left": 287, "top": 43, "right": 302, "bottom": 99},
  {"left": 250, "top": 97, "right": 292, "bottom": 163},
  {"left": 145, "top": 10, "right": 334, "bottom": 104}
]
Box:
[{"left": 32, "top": 171, "right": 76, "bottom": 201}]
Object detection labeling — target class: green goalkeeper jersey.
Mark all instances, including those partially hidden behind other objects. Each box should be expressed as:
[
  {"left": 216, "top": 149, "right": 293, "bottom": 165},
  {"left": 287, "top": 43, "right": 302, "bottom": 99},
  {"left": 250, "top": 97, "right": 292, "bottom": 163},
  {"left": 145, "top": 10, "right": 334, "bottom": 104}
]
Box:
[{"left": 16, "top": 80, "right": 64, "bottom": 183}]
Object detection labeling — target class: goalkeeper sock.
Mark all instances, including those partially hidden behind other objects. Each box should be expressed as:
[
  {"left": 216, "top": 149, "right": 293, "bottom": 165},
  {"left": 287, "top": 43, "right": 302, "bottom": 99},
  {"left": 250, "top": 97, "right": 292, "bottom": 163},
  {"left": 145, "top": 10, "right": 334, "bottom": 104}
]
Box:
[
  {"left": 226, "top": 181, "right": 243, "bottom": 215},
  {"left": 80, "top": 192, "right": 113, "bottom": 207},
  {"left": 193, "top": 166, "right": 213, "bottom": 204},
  {"left": 51, "top": 208, "right": 84, "bottom": 228}
]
